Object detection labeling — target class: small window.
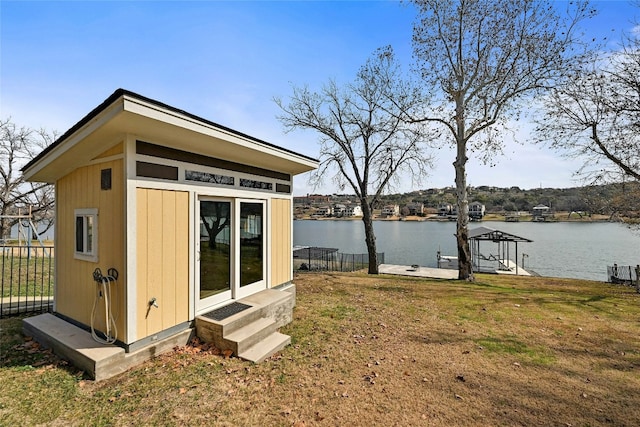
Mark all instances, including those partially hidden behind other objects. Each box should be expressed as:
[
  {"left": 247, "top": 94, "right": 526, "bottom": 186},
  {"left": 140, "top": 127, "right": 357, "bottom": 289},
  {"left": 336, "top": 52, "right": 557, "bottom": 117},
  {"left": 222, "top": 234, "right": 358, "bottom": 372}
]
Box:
[
  {"left": 185, "top": 170, "right": 234, "bottom": 186},
  {"left": 239, "top": 178, "right": 272, "bottom": 191},
  {"left": 101, "top": 168, "right": 112, "bottom": 190},
  {"left": 75, "top": 208, "right": 98, "bottom": 262}
]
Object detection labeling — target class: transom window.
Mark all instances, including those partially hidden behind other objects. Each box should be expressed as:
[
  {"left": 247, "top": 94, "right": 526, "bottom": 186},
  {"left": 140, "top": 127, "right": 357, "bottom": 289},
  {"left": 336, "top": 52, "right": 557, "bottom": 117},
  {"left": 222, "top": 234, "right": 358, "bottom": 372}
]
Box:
[{"left": 186, "top": 170, "right": 234, "bottom": 186}]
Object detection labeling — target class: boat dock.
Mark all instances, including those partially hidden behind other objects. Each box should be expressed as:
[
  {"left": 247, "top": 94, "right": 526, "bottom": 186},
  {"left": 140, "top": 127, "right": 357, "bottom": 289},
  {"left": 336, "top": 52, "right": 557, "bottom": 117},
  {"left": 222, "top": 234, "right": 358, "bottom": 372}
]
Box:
[
  {"left": 494, "top": 259, "right": 531, "bottom": 276},
  {"left": 379, "top": 262, "right": 532, "bottom": 279},
  {"left": 379, "top": 264, "right": 458, "bottom": 279}
]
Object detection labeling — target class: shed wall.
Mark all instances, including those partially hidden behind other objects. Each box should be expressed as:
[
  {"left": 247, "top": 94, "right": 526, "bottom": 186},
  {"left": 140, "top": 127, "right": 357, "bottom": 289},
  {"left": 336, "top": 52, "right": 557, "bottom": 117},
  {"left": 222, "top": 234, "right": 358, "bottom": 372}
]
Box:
[
  {"left": 56, "top": 158, "right": 125, "bottom": 340},
  {"left": 135, "top": 188, "right": 190, "bottom": 340},
  {"left": 270, "top": 198, "right": 292, "bottom": 287},
  {"left": 94, "top": 142, "right": 124, "bottom": 160}
]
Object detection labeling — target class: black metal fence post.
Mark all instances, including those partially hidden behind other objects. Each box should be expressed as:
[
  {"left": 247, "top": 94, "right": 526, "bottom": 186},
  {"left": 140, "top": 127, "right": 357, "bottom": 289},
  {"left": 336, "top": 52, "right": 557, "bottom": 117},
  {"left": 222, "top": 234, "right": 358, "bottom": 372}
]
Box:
[
  {"left": 607, "top": 264, "right": 640, "bottom": 287},
  {"left": 293, "top": 247, "right": 385, "bottom": 273}
]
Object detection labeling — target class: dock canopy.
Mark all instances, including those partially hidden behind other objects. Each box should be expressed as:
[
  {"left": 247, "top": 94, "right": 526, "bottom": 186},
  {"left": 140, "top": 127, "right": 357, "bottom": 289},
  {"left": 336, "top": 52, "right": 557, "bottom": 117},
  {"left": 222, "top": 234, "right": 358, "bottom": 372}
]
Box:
[
  {"left": 469, "top": 226, "right": 533, "bottom": 275},
  {"left": 469, "top": 226, "right": 533, "bottom": 243}
]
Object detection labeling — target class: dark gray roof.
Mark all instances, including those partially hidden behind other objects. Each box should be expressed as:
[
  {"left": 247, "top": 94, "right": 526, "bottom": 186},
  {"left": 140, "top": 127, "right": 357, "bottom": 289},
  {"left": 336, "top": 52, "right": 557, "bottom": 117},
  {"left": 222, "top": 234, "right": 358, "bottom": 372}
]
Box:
[{"left": 22, "top": 88, "right": 318, "bottom": 173}]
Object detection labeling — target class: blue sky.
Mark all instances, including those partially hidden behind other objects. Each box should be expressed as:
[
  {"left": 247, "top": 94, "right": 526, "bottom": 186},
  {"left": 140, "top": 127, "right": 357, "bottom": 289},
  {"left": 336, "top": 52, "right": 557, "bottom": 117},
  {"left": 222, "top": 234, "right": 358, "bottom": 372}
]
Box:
[{"left": 2, "top": 1, "right": 638, "bottom": 195}]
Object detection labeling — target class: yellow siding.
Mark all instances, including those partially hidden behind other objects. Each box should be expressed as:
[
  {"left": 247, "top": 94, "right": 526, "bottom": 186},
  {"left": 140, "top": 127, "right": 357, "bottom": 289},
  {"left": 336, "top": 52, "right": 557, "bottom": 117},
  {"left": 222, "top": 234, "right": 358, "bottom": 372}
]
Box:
[
  {"left": 56, "top": 159, "right": 125, "bottom": 341},
  {"left": 270, "top": 198, "right": 292, "bottom": 287},
  {"left": 136, "top": 188, "right": 190, "bottom": 339},
  {"left": 92, "top": 142, "right": 124, "bottom": 160},
  {"left": 135, "top": 189, "right": 149, "bottom": 339}
]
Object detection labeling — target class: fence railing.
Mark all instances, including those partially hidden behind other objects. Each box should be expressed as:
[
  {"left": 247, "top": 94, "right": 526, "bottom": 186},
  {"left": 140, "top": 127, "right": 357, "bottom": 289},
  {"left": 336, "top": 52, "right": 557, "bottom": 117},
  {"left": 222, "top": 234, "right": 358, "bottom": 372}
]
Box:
[
  {"left": 293, "top": 246, "right": 384, "bottom": 272},
  {"left": 0, "top": 245, "right": 54, "bottom": 318},
  {"left": 607, "top": 264, "right": 640, "bottom": 289}
]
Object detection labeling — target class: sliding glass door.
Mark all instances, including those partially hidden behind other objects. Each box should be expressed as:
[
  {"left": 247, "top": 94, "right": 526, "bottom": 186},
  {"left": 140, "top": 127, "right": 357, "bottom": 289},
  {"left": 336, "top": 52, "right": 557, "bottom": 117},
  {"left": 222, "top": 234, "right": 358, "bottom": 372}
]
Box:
[
  {"left": 237, "top": 201, "right": 265, "bottom": 298},
  {"left": 197, "top": 199, "right": 232, "bottom": 309},
  {"left": 197, "top": 197, "right": 266, "bottom": 312}
]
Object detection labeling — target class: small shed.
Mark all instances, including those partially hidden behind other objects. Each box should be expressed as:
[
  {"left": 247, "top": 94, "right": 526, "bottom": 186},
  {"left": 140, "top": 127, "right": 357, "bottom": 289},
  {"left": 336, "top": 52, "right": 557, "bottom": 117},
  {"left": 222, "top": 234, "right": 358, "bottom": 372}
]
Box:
[{"left": 21, "top": 89, "right": 318, "bottom": 377}]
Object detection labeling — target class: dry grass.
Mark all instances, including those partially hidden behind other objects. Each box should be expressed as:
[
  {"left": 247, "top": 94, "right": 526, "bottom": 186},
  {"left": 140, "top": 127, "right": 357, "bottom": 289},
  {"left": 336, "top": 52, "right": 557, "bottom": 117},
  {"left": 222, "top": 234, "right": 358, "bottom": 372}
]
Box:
[{"left": 1, "top": 272, "right": 640, "bottom": 426}]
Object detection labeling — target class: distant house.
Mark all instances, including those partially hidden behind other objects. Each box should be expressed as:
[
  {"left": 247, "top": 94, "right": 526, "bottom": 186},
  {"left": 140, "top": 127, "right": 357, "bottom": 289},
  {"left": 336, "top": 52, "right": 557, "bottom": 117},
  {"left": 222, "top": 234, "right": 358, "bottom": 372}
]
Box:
[
  {"left": 333, "top": 204, "right": 347, "bottom": 217},
  {"left": 382, "top": 204, "right": 400, "bottom": 217},
  {"left": 344, "top": 205, "right": 363, "bottom": 217},
  {"left": 438, "top": 203, "right": 453, "bottom": 216},
  {"left": 532, "top": 204, "right": 552, "bottom": 221},
  {"left": 532, "top": 204, "right": 550, "bottom": 214},
  {"left": 469, "top": 202, "right": 486, "bottom": 220},
  {"left": 316, "top": 205, "right": 333, "bottom": 217},
  {"left": 406, "top": 203, "right": 424, "bottom": 215}
]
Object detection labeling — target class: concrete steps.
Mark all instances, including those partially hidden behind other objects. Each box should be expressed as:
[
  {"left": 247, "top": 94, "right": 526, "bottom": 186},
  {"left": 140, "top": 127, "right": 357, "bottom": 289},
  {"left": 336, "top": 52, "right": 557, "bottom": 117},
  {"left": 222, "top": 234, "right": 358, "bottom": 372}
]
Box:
[
  {"left": 225, "top": 317, "right": 278, "bottom": 354},
  {"left": 21, "top": 285, "right": 296, "bottom": 380},
  {"left": 239, "top": 332, "right": 290, "bottom": 363},
  {"left": 195, "top": 286, "right": 295, "bottom": 363}
]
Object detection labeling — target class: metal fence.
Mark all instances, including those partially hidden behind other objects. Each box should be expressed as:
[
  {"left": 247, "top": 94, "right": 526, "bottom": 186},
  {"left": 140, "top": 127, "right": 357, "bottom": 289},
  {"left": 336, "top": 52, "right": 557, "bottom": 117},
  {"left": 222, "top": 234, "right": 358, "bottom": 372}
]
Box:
[
  {"left": 293, "top": 246, "right": 384, "bottom": 272},
  {"left": 607, "top": 264, "right": 640, "bottom": 288},
  {"left": 0, "top": 245, "right": 54, "bottom": 318}
]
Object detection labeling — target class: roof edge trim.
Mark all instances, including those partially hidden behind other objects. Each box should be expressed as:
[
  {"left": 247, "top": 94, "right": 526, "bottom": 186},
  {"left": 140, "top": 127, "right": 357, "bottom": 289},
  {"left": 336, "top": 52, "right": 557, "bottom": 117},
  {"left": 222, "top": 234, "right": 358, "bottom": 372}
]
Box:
[{"left": 22, "top": 88, "right": 319, "bottom": 174}]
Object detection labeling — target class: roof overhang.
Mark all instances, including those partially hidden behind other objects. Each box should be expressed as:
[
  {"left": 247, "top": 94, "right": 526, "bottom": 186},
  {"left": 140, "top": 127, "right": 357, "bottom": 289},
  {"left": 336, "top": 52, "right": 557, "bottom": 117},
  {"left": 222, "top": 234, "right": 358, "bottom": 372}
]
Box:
[{"left": 22, "top": 89, "right": 319, "bottom": 183}]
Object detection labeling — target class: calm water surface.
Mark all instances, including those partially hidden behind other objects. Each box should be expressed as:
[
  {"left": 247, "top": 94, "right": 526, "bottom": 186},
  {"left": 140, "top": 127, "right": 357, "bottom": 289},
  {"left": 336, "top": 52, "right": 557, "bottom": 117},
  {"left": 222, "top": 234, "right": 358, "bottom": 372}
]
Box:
[{"left": 293, "top": 220, "right": 640, "bottom": 281}]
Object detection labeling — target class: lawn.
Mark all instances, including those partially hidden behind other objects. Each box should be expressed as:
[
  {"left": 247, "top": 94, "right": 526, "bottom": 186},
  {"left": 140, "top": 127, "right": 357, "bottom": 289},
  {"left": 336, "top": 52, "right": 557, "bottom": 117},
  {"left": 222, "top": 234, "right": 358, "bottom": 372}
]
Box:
[
  {"left": 0, "top": 247, "right": 54, "bottom": 298},
  {"left": 1, "top": 272, "right": 639, "bottom": 426}
]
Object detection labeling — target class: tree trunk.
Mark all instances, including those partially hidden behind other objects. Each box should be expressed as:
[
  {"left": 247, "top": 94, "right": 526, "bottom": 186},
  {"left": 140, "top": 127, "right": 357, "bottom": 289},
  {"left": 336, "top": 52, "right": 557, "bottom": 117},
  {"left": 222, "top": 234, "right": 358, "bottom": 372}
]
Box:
[
  {"left": 361, "top": 202, "right": 379, "bottom": 274},
  {"left": 454, "top": 97, "right": 474, "bottom": 281},
  {"left": 454, "top": 157, "right": 473, "bottom": 280},
  {"left": 0, "top": 218, "right": 8, "bottom": 241},
  {"left": 201, "top": 215, "right": 226, "bottom": 250}
]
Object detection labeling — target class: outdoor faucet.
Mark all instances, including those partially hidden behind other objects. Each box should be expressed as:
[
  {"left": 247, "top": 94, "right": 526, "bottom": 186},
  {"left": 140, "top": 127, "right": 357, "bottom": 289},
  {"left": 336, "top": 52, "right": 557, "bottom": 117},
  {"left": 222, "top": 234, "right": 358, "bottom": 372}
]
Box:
[{"left": 149, "top": 297, "right": 158, "bottom": 308}]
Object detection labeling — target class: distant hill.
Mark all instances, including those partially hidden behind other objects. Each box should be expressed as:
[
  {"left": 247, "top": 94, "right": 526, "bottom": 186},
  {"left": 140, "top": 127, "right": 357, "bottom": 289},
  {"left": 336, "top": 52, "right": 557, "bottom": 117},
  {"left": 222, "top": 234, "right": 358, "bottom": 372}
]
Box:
[{"left": 298, "top": 182, "right": 639, "bottom": 218}]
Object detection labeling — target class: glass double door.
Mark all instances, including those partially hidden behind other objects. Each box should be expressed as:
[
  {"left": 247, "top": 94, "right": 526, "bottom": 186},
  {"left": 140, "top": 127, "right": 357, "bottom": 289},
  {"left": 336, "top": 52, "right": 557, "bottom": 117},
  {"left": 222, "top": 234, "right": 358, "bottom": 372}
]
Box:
[{"left": 197, "top": 197, "right": 265, "bottom": 312}]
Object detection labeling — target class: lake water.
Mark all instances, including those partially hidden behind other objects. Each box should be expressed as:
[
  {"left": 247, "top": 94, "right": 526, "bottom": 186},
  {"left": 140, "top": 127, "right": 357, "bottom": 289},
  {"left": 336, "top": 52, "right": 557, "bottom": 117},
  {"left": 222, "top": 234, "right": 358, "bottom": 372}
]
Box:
[{"left": 293, "top": 220, "right": 640, "bottom": 281}]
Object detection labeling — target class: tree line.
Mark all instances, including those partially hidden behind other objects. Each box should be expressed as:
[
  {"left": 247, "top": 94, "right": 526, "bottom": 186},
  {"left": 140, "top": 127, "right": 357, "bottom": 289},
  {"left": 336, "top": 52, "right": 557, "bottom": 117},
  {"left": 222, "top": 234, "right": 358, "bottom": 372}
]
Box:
[{"left": 371, "top": 182, "right": 640, "bottom": 218}]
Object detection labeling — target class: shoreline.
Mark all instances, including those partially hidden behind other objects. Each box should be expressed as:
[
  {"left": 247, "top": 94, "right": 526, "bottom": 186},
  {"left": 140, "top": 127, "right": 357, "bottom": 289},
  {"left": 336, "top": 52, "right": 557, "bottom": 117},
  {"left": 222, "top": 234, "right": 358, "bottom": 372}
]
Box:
[{"left": 295, "top": 213, "right": 622, "bottom": 223}]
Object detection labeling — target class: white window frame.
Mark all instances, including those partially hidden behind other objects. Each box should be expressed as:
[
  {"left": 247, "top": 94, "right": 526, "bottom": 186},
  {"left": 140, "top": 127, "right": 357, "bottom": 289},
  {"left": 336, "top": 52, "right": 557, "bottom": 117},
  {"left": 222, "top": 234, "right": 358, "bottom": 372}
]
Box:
[{"left": 74, "top": 208, "right": 98, "bottom": 262}]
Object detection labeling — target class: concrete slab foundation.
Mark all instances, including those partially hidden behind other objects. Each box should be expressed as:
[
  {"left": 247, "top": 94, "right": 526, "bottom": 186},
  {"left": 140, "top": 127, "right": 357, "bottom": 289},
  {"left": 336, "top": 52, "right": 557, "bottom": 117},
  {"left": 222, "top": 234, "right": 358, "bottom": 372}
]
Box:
[{"left": 23, "top": 313, "right": 193, "bottom": 381}]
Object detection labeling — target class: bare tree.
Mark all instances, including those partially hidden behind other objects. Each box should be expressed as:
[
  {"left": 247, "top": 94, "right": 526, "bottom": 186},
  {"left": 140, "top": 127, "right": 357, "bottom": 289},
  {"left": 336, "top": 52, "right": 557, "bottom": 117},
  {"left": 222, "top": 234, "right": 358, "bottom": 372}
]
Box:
[
  {"left": 201, "top": 202, "right": 230, "bottom": 250},
  {"left": 276, "top": 46, "right": 434, "bottom": 274},
  {"left": 538, "top": 37, "right": 640, "bottom": 185},
  {"left": 1, "top": 118, "right": 56, "bottom": 241},
  {"left": 410, "top": 0, "right": 593, "bottom": 280}
]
